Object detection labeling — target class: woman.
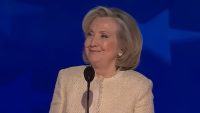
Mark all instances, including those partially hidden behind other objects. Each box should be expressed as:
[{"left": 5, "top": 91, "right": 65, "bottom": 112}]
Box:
[{"left": 49, "top": 6, "right": 154, "bottom": 113}]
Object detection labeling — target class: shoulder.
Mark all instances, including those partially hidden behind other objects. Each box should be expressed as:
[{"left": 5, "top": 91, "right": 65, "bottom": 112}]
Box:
[
  {"left": 57, "top": 65, "right": 87, "bottom": 82},
  {"left": 121, "top": 70, "right": 153, "bottom": 100},
  {"left": 122, "top": 70, "right": 153, "bottom": 90},
  {"left": 59, "top": 65, "right": 86, "bottom": 75},
  {"left": 123, "top": 70, "right": 151, "bottom": 82}
]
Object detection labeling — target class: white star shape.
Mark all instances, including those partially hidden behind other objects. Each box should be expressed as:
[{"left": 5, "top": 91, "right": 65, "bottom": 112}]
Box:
[{"left": 140, "top": 9, "right": 200, "bottom": 63}]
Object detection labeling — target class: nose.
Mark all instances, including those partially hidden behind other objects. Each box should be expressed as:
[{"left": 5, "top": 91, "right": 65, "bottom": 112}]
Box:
[{"left": 90, "top": 36, "right": 99, "bottom": 47}]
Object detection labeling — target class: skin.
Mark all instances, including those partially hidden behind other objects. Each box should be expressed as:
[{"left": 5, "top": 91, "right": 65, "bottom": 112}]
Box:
[{"left": 84, "top": 17, "right": 120, "bottom": 77}]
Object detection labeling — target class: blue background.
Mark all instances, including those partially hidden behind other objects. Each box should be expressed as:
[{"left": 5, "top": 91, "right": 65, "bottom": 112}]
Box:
[{"left": 0, "top": 0, "right": 200, "bottom": 113}]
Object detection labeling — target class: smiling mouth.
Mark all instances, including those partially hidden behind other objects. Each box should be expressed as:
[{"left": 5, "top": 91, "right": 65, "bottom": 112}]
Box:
[
  {"left": 90, "top": 51, "right": 101, "bottom": 53},
  {"left": 89, "top": 49, "right": 102, "bottom": 52},
  {"left": 88, "top": 49, "right": 103, "bottom": 52}
]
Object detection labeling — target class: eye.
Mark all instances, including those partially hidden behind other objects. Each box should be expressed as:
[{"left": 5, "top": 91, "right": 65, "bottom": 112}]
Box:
[
  {"left": 85, "top": 31, "right": 93, "bottom": 38},
  {"left": 101, "top": 34, "right": 108, "bottom": 38}
]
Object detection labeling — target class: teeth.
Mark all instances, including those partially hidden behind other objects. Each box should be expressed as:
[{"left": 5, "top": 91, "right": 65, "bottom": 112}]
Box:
[
  {"left": 90, "top": 51, "right": 100, "bottom": 52},
  {"left": 90, "top": 50, "right": 100, "bottom": 52}
]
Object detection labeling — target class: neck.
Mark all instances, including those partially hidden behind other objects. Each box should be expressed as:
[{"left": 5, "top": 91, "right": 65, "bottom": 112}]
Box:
[{"left": 92, "top": 64, "right": 117, "bottom": 78}]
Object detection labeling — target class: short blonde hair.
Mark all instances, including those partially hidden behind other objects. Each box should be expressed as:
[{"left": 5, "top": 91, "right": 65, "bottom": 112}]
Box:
[{"left": 82, "top": 6, "right": 142, "bottom": 70}]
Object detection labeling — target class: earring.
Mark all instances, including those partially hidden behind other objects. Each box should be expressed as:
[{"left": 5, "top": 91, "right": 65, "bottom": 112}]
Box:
[{"left": 118, "top": 52, "right": 123, "bottom": 57}]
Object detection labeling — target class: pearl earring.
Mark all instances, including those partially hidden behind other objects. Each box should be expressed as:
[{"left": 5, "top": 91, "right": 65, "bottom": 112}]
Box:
[{"left": 118, "top": 52, "right": 123, "bottom": 57}]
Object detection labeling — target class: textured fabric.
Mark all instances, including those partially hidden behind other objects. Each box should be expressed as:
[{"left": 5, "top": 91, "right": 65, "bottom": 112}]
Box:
[{"left": 49, "top": 65, "right": 154, "bottom": 113}]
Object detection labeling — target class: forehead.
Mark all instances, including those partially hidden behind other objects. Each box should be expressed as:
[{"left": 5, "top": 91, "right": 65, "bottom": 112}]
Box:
[{"left": 89, "top": 17, "right": 120, "bottom": 32}]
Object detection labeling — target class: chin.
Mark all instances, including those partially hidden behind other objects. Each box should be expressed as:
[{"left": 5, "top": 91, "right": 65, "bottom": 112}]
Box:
[
  {"left": 88, "top": 59, "right": 101, "bottom": 65},
  {"left": 89, "top": 59, "right": 100, "bottom": 63}
]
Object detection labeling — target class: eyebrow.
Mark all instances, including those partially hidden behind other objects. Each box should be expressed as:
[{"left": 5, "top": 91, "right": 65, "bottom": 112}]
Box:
[
  {"left": 99, "top": 31, "right": 111, "bottom": 35},
  {"left": 87, "top": 29, "right": 111, "bottom": 35},
  {"left": 86, "top": 28, "right": 112, "bottom": 36}
]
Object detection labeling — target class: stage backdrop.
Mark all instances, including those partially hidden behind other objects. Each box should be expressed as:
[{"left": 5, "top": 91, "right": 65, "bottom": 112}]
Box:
[{"left": 0, "top": 0, "right": 200, "bottom": 113}]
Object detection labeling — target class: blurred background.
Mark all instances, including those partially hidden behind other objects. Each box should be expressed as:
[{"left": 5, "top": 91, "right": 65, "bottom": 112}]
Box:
[{"left": 0, "top": 0, "right": 200, "bottom": 113}]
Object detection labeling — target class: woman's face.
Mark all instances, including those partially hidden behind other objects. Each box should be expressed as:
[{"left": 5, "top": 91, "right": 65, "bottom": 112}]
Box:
[{"left": 84, "top": 17, "right": 120, "bottom": 68}]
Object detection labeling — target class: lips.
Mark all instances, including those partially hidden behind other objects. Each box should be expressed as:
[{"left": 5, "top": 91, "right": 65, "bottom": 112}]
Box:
[
  {"left": 88, "top": 48, "right": 102, "bottom": 52},
  {"left": 89, "top": 50, "right": 102, "bottom": 52}
]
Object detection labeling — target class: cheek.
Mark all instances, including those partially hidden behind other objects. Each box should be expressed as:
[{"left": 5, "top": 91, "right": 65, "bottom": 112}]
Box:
[
  {"left": 84, "top": 41, "right": 89, "bottom": 53},
  {"left": 84, "top": 43, "right": 88, "bottom": 53},
  {"left": 104, "top": 41, "right": 118, "bottom": 51},
  {"left": 84, "top": 39, "right": 90, "bottom": 49},
  {"left": 84, "top": 40, "right": 89, "bottom": 51},
  {"left": 84, "top": 40, "right": 88, "bottom": 47}
]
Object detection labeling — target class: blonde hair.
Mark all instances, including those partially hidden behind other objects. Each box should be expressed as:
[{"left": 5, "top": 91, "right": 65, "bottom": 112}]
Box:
[{"left": 82, "top": 6, "right": 142, "bottom": 70}]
